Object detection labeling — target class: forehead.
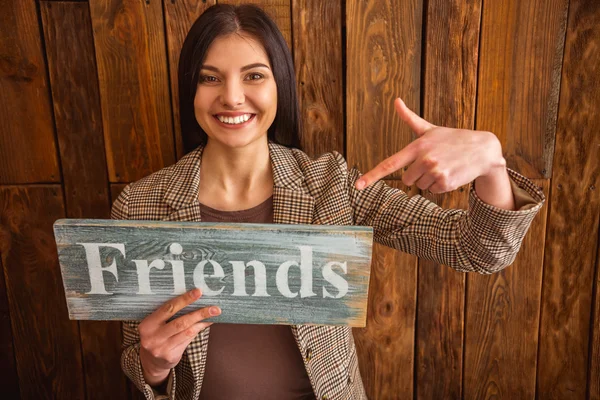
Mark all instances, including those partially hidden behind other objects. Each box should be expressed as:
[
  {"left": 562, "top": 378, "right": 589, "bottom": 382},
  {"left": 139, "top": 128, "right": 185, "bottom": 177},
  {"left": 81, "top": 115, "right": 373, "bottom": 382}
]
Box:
[{"left": 203, "top": 33, "right": 270, "bottom": 67}]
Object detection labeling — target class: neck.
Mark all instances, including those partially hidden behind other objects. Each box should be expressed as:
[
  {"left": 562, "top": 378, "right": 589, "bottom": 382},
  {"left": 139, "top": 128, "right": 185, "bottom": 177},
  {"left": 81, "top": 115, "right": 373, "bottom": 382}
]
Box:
[{"left": 200, "top": 137, "right": 273, "bottom": 197}]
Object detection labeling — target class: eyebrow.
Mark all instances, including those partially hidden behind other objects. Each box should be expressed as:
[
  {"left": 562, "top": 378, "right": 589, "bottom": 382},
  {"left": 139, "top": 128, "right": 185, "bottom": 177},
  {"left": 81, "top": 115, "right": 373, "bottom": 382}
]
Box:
[{"left": 200, "top": 63, "right": 271, "bottom": 73}]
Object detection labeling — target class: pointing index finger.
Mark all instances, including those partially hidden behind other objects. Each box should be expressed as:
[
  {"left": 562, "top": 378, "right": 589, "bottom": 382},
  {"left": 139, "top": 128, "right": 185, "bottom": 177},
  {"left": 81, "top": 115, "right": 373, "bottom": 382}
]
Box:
[{"left": 355, "top": 142, "right": 418, "bottom": 190}]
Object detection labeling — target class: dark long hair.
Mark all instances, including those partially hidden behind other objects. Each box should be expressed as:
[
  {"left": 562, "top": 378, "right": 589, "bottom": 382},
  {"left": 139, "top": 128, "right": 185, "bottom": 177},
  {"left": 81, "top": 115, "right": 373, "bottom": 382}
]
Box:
[{"left": 178, "top": 4, "right": 302, "bottom": 154}]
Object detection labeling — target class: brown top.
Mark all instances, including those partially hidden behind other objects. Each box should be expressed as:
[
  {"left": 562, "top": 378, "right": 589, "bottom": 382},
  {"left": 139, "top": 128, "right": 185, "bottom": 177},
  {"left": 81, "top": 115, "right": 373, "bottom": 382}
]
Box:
[{"left": 198, "top": 196, "right": 316, "bottom": 400}]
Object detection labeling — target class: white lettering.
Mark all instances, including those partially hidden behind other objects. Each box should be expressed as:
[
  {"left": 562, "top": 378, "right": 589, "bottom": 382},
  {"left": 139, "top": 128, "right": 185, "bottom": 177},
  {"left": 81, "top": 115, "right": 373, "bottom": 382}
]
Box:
[
  {"left": 231, "top": 260, "right": 269, "bottom": 296},
  {"left": 166, "top": 243, "right": 186, "bottom": 294},
  {"left": 193, "top": 260, "right": 225, "bottom": 296},
  {"left": 78, "top": 243, "right": 124, "bottom": 295},
  {"left": 132, "top": 259, "right": 165, "bottom": 295},
  {"left": 322, "top": 261, "right": 348, "bottom": 299}
]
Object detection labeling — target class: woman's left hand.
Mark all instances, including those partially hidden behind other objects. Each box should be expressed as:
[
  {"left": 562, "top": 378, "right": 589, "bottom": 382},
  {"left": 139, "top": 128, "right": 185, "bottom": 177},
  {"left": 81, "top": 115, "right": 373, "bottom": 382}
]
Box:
[{"left": 355, "top": 98, "right": 506, "bottom": 193}]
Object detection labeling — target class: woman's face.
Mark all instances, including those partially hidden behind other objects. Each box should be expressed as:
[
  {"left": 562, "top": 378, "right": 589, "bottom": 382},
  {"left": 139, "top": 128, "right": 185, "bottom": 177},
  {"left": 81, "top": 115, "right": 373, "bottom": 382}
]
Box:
[{"left": 194, "top": 33, "right": 277, "bottom": 149}]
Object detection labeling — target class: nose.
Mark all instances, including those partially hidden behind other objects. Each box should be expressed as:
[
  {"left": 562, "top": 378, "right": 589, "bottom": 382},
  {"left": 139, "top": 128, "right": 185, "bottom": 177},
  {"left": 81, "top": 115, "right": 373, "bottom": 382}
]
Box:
[{"left": 220, "top": 80, "right": 245, "bottom": 108}]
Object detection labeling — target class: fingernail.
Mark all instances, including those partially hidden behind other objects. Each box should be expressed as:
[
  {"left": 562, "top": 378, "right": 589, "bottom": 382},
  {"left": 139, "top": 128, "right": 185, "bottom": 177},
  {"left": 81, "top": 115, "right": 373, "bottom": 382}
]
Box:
[
  {"left": 210, "top": 307, "right": 221, "bottom": 316},
  {"left": 356, "top": 180, "right": 365, "bottom": 190},
  {"left": 191, "top": 288, "right": 201, "bottom": 297}
]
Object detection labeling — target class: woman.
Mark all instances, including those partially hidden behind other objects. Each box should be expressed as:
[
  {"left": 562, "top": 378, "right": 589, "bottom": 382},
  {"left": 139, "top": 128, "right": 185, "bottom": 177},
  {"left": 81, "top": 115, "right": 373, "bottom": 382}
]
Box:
[{"left": 111, "top": 4, "right": 545, "bottom": 400}]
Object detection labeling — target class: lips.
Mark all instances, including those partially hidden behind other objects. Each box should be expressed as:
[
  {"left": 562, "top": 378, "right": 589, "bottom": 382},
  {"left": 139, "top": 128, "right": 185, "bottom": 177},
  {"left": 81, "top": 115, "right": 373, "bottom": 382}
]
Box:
[{"left": 213, "top": 113, "right": 256, "bottom": 128}]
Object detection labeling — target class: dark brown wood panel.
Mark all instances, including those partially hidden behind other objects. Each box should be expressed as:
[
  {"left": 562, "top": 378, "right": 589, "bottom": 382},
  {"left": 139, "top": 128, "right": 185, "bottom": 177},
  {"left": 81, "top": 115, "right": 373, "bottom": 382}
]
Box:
[
  {"left": 346, "top": 0, "right": 423, "bottom": 176},
  {"left": 416, "top": 1, "right": 481, "bottom": 397},
  {"left": 89, "top": 0, "right": 175, "bottom": 183},
  {"left": 591, "top": 231, "right": 600, "bottom": 400},
  {"left": 292, "top": 0, "right": 344, "bottom": 158},
  {"left": 537, "top": 0, "right": 600, "bottom": 397},
  {"left": 464, "top": 179, "right": 549, "bottom": 399},
  {"left": 219, "top": 0, "right": 292, "bottom": 49},
  {"left": 164, "top": 0, "right": 215, "bottom": 160},
  {"left": 0, "top": 257, "right": 19, "bottom": 398},
  {"left": 40, "top": 1, "right": 110, "bottom": 223},
  {"left": 0, "top": 186, "right": 85, "bottom": 399},
  {"left": 40, "top": 3, "right": 127, "bottom": 399},
  {"left": 353, "top": 181, "right": 417, "bottom": 400},
  {"left": 476, "top": 0, "right": 569, "bottom": 179},
  {"left": 0, "top": 0, "right": 59, "bottom": 184}
]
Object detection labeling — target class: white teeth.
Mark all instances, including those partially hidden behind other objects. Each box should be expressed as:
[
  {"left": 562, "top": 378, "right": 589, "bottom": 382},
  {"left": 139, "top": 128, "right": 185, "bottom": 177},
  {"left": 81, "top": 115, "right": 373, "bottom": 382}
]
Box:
[{"left": 217, "top": 114, "right": 252, "bottom": 125}]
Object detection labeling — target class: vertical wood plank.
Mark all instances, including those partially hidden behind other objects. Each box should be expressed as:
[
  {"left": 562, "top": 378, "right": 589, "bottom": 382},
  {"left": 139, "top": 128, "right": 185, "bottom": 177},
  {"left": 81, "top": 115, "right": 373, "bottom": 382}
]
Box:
[
  {"left": 89, "top": 0, "right": 175, "bottom": 183},
  {"left": 40, "top": 3, "right": 128, "bottom": 399},
  {"left": 353, "top": 181, "right": 418, "bottom": 400},
  {"left": 591, "top": 227, "right": 600, "bottom": 400},
  {"left": 476, "top": 0, "right": 569, "bottom": 178},
  {"left": 0, "top": 186, "right": 85, "bottom": 399},
  {"left": 164, "top": 0, "right": 215, "bottom": 160},
  {"left": 537, "top": 0, "right": 600, "bottom": 397},
  {"left": 346, "top": 0, "right": 423, "bottom": 176},
  {"left": 346, "top": 2, "right": 422, "bottom": 397},
  {"left": 218, "top": 0, "right": 292, "bottom": 49},
  {"left": 292, "top": 0, "right": 344, "bottom": 157},
  {"left": 464, "top": 179, "right": 549, "bottom": 399},
  {"left": 0, "top": 257, "right": 19, "bottom": 398},
  {"left": 416, "top": 1, "right": 481, "bottom": 398},
  {"left": 40, "top": 1, "right": 110, "bottom": 227},
  {"left": 0, "top": 0, "right": 59, "bottom": 183}
]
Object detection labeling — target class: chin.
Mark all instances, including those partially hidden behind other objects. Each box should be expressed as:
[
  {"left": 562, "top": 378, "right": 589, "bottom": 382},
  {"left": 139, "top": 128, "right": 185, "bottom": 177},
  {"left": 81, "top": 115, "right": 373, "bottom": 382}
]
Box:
[{"left": 210, "top": 132, "right": 266, "bottom": 150}]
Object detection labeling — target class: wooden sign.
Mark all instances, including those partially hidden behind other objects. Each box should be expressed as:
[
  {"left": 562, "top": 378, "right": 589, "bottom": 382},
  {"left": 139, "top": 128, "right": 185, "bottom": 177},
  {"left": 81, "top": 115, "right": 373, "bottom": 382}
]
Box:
[{"left": 53, "top": 219, "right": 373, "bottom": 327}]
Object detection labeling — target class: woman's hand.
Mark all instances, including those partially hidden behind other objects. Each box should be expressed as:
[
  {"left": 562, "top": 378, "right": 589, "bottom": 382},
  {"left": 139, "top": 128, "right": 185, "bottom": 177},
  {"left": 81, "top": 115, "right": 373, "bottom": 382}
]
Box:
[
  {"left": 355, "top": 98, "right": 506, "bottom": 193},
  {"left": 138, "top": 288, "right": 221, "bottom": 386}
]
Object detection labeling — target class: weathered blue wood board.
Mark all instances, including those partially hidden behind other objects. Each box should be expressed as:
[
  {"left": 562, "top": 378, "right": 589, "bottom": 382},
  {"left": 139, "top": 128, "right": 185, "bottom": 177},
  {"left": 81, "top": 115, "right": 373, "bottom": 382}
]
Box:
[{"left": 53, "top": 219, "right": 373, "bottom": 326}]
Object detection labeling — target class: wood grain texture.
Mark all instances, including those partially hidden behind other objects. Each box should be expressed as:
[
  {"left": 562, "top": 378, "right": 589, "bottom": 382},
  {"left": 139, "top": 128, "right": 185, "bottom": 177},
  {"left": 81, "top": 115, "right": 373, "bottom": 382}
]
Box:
[
  {"left": 591, "top": 226, "right": 600, "bottom": 400},
  {"left": 40, "top": 2, "right": 110, "bottom": 225},
  {"left": 0, "top": 0, "right": 59, "bottom": 184},
  {"left": 476, "top": 0, "right": 569, "bottom": 179},
  {"left": 537, "top": 0, "right": 600, "bottom": 397},
  {"left": 464, "top": 179, "right": 549, "bottom": 399},
  {"left": 0, "top": 186, "right": 85, "bottom": 399},
  {"left": 40, "top": 5, "right": 127, "bottom": 399},
  {"left": 353, "top": 180, "right": 418, "bottom": 400},
  {"left": 55, "top": 219, "right": 373, "bottom": 326},
  {"left": 292, "top": 0, "right": 344, "bottom": 158},
  {"left": 346, "top": 0, "right": 423, "bottom": 176},
  {"left": 164, "top": 0, "right": 215, "bottom": 160},
  {"left": 416, "top": 1, "right": 481, "bottom": 398},
  {"left": 89, "top": 0, "right": 175, "bottom": 182},
  {"left": 0, "top": 256, "right": 19, "bottom": 398},
  {"left": 219, "top": 0, "right": 292, "bottom": 49}
]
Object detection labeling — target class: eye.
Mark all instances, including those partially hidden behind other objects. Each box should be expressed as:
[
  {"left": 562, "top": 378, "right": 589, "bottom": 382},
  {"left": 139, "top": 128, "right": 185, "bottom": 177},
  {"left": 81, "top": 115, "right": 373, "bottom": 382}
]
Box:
[
  {"left": 246, "top": 73, "right": 264, "bottom": 81},
  {"left": 200, "top": 75, "right": 218, "bottom": 84}
]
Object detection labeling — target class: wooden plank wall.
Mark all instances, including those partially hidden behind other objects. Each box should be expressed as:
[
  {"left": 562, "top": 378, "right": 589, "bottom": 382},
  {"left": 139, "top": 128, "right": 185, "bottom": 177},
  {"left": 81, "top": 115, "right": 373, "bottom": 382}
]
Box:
[{"left": 0, "top": 0, "right": 598, "bottom": 398}]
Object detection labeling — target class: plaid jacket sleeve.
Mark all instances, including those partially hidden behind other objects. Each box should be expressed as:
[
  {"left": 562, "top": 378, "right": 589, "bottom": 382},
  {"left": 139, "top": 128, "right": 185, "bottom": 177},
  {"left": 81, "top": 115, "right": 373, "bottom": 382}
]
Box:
[
  {"left": 339, "top": 152, "right": 546, "bottom": 274},
  {"left": 111, "top": 185, "right": 177, "bottom": 400}
]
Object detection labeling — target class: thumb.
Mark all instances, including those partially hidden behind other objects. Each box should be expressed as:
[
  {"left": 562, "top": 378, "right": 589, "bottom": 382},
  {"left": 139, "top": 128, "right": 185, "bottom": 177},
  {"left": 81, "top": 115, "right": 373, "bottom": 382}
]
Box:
[{"left": 394, "top": 98, "right": 435, "bottom": 136}]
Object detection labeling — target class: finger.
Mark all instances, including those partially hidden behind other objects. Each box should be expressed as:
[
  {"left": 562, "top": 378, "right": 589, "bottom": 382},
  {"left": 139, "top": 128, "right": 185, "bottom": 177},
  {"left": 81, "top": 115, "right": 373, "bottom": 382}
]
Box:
[
  {"left": 414, "top": 173, "right": 436, "bottom": 191},
  {"left": 355, "top": 141, "right": 419, "bottom": 190},
  {"left": 162, "top": 305, "right": 221, "bottom": 339},
  {"left": 428, "top": 181, "right": 448, "bottom": 194},
  {"left": 394, "top": 98, "right": 435, "bottom": 136},
  {"left": 147, "top": 288, "right": 202, "bottom": 325},
  {"left": 170, "top": 321, "right": 213, "bottom": 349}
]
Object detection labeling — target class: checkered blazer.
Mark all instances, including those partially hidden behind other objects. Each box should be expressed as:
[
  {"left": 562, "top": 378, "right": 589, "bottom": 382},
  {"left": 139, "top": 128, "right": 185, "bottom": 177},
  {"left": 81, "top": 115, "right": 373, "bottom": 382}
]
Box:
[{"left": 111, "top": 142, "right": 545, "bottom": 400}]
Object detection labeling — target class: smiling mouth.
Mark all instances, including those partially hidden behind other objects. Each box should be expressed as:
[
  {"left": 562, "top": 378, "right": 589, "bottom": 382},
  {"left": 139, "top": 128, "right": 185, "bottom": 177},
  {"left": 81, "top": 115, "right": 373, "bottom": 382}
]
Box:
[{"left": 214, "top": 113, "right": 256, "bottom": 125}]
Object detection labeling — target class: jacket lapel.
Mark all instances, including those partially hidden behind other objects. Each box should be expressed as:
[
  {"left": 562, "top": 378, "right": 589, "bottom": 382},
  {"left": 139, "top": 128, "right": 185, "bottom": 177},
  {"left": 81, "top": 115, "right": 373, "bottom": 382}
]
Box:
[{"left": 163, "top": 142, "right": 315, "bottom": 225}]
